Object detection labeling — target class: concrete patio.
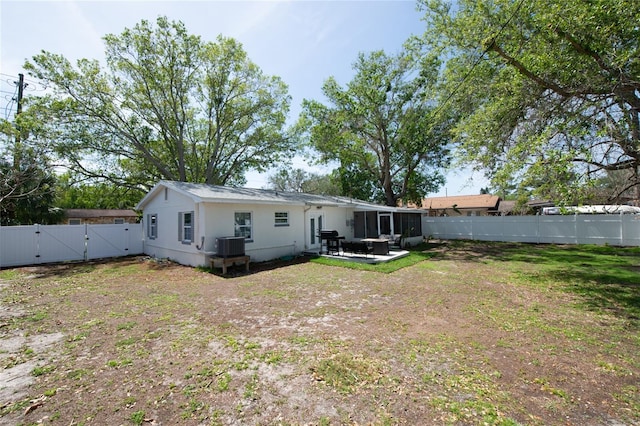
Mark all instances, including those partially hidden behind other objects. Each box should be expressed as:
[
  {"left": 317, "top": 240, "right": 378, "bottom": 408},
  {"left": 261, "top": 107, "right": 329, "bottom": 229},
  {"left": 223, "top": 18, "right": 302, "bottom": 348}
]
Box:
[{"left": 306, "top": 249, "right": 410, "bottom": 264}]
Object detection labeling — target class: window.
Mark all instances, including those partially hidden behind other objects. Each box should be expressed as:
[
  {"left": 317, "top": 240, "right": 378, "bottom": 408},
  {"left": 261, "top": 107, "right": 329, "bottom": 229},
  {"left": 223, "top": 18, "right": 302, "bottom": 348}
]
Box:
[
  {"left": 147, "top": 214, "right": 158, "bottom": 239},
  {"left": 68, "top": 219, "right": 81, "bottom": 225},
  {"left": 114, "top": 218, "right": 125, "bottom": 224},
  {"left": 274, "top": 211, "right": 289, "bottom": 227},
  {"left": 179, "top": 211, "right": 194, "bottom": 244},
  {"left": 235, "top": 212, "right": 252, "bottom": 240}
]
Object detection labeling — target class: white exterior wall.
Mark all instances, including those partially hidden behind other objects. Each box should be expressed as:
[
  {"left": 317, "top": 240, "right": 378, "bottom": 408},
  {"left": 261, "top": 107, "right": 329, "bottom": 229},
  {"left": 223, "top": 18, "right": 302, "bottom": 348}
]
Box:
[
  {"left": 142, "top": 189, "right": 206, "bottom": 267},
  {"left": 320, "top": 206, "right": 353, "bottom": 238},
  {"left": 140, "top": 189, "right": 360, "bottom": 265},
  {"left": 201, "top": 202, "right": 306, "bottom": 263},
  {"left": 139, "top": 185, "right": 412, "bottom": 267}
]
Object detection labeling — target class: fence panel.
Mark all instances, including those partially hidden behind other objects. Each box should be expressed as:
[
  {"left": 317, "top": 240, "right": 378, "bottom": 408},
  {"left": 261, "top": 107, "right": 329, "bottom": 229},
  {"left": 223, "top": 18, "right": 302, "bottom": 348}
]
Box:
[
  {"left": 423, "top": 214, "right": 640, "bottom": 247},
  {"left": 87, "top": 224, "right": 143, "bottom": 260},
  {"left": 500, "top": 216, "right": 539, "bottom": 243},
  {"left": 576, "top": 216, "right": 623, "bottom": 245},
  {"left": 537, "top": 216, "right": 577, "bottom": 244},
  {"left": 623, "top": 215, "right": 640, "bottom": 246},
  {"left": 0, "top": 225, "right": 38, "bottom": 267},
  {"left": 37, "top": 225, "right": 87, "bottom": 264},
  {"left": 1, "top": 223, "right": 144, "bottom": 268}
]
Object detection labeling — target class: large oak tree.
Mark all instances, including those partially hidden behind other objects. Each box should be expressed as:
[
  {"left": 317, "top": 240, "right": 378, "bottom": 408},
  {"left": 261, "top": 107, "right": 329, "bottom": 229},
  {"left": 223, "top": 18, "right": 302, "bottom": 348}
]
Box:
[
  {"left": 419, "top": 0, "right": 640, "bottom": 204},
  {"left": 25, "top": 17, "right": 293, "bottom": 189},
  {"left": 299, "top": 50, "right": 450, "bottom": 206}
]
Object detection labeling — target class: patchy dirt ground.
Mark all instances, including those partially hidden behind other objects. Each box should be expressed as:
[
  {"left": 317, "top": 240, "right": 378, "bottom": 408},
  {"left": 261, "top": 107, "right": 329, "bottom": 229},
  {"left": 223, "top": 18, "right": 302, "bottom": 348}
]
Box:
[{"left": 1, "top": 242, "right": 639, "bottom": 425}]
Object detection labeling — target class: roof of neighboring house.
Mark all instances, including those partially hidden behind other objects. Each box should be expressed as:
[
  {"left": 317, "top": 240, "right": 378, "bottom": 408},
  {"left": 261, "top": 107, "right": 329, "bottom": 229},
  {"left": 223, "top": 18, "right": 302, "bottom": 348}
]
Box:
[
  {"left": 497, "top": 200, "right": 516, "bottom": 214},
  {"left": 422, "top": 194, "right": 501, "bottom": 210},
  {"left": 65, "top": 209, "right": 138, "bottom": 218},
  {"left": 136, "top": 181, "right": 417, "bottom": 213},
  {"left": 527, "top": 199, "right": 555, "bottom": 208}
]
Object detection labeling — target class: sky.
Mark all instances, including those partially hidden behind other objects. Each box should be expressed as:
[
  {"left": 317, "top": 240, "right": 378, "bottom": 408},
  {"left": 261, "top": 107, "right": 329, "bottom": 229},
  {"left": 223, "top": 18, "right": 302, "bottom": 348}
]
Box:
[{"left": 0, "top": 0, "right": 489, "bottom": 197}]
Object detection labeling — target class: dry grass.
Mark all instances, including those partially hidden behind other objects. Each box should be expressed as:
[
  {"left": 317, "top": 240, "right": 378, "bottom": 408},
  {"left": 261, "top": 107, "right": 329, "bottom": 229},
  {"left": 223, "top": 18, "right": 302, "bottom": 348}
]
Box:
[{"left": 1, "top": 241, "right": 638, "bottom": 425}]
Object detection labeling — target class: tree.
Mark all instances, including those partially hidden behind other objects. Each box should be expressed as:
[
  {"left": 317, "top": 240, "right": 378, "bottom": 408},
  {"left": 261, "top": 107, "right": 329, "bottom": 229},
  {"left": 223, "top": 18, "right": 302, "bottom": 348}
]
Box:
[
  {"left": 267, "top": 167, "right": 342, "bottom": 195},
  {"left": 55, "top": 173, "right": 143, "bottom": 209},
  {"left": 24, "top": 17, "right": 294, "bottom": 190},
  {"left": 299, "top": 50, "right": 450, "bottom": 206},
  {"left": 0, "top": 149, "right": 61, "bottom": 226},
  {"left": 0, "top": 107, "right": 62, "bottom": 225},
  {"left": 418, "top": 0, "right": 640, "bottom": 205},
  {"left": 268, "top": 168, "right": 309, "bottom": 192}
]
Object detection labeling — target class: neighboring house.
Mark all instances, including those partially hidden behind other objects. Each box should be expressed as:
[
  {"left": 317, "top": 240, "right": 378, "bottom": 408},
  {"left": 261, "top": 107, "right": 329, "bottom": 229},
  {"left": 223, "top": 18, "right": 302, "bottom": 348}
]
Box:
[
  {"left": 422, "top": 194, "right": 501, "bottom": 217},
  {"left": 63, "top": 209, "right": 138, "bottom": 225},
  {"left": 135, "top": 180, "right": 424, "bottom": 267},
  {"left": 495, "top": 200, "right": 516, "bottom": 216}
]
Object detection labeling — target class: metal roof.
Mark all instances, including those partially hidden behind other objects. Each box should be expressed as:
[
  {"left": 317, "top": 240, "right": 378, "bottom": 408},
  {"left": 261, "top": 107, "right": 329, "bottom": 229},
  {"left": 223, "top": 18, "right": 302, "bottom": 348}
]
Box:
[{"left": 136, "top": 181, "right": 413, "bottom": 213}]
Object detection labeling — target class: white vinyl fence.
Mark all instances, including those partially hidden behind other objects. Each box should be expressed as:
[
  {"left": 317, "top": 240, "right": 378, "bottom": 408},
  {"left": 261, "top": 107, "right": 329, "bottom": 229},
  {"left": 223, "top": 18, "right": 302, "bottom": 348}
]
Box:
[
  {"left": 0, "top": 223, "right": 144, "bottom": 268},
  {"left": 423, "top": 214, "right": 640, "bottom": 247}
]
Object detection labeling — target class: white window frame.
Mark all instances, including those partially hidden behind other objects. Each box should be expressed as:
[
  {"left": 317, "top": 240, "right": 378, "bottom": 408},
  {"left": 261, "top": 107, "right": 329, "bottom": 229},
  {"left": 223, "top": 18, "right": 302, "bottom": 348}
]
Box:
[
  {"left": 147, "top": 214, "right": 158, "bottom": 239},
  {"left": 234, "top": 211, "right": 252, "bottom": 241},
  {"left": 274, "top": 211, "right": 289, "bottom": 227},
  {"left": 114, "top": 218, "right": 125, "bottom": 224},
  {"left": 179, "top": 211, "right": 194, "bottom": 244}
]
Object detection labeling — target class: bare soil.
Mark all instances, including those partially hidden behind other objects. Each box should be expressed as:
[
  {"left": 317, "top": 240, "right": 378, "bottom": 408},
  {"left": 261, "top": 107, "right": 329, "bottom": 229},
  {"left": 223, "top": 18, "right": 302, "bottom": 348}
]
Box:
[{"left": 1, "top": 242, "right": 638, "bottom": 425}]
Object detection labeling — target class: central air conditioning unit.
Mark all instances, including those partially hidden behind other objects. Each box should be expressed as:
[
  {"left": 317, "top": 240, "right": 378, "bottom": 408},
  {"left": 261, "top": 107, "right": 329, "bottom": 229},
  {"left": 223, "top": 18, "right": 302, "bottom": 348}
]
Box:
[{"left": 215, "top": 236, "right": 245, "bottom": 258}]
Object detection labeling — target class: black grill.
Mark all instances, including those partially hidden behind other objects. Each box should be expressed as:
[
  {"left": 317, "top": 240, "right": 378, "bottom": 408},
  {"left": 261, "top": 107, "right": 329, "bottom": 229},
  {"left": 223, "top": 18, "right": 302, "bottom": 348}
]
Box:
[{"left": 319, "top": 230, "right": 344, "bottom": 255}]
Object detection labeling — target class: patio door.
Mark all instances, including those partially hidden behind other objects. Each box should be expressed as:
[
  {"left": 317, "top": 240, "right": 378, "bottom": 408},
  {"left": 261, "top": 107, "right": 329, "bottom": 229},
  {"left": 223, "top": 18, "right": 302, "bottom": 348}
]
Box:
[
  {"left": 379, "top": 213, "right": 393, "bottom": 235},
  {"left": 306, "top": 211, "right": 324, "bottom": 251}
]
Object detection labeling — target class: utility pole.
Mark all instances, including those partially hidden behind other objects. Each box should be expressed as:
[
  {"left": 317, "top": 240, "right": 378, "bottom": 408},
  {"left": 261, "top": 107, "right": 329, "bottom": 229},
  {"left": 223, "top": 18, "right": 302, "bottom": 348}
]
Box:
[
  {"left": 14, "top": 73, "right": 26, "bottom": 167},
  {"left": 16, "top": 73, "right": 25, "bottom": 115}
]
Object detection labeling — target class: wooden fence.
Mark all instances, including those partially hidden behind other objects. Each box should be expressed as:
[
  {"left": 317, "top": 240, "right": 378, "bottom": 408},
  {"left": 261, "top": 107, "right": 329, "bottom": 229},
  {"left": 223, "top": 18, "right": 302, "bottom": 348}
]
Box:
[
  {"left": 423, "top": 214, "right": 640, "bottom": 247},
  {"left": 0, "top": 223, "right": 144, "bottom": 268}
]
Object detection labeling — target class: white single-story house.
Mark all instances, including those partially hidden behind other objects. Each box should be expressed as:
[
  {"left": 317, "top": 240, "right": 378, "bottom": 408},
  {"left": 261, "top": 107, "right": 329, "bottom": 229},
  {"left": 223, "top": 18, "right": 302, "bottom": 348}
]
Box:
[{"left": 135, "top": 180, "right": 424, "bottom": 267}]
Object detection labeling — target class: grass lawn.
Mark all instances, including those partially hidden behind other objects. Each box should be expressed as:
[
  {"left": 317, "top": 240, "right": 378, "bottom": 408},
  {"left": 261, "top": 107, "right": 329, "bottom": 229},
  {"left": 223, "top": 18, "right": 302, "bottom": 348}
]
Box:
[{"left": 1, "top": 240, "right": 638, "bottom": 425}]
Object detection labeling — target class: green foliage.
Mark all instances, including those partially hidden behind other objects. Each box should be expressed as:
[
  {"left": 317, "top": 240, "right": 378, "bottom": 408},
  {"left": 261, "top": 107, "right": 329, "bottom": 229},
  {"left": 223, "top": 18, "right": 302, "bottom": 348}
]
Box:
[
  {"left": 55, "top": 173, "right": 143, "bottom": 209},
  {"left": 267, "top": 167, "right": 342, "bottom": 195},
  {"left": 24, "top": 16, "right": 294, "bottom": 189},
  {"left": 0, "top": 131, "right": 62, "bottom": 225},
  {"left": 129, "top": 410, "right": 146, "bottom": 425},
  {"left": 299, "top": 50, "right": 449, "bottom": 206},
  {"left": 417, "top": 0, "right": 640, "bottom": 204}
]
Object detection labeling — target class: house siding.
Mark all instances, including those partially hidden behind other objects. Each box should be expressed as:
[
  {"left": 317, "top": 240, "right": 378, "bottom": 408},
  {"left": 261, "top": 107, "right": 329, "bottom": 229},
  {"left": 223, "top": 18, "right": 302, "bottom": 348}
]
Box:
[
  {"left": 137, "top": 181, "right": 419, "bottom": 267},
  {"left": 201, "top": 202, "right": 306, "bottom": 262},
  {"left": 142, "top": 189, "right": 205, "bottom": 266}
]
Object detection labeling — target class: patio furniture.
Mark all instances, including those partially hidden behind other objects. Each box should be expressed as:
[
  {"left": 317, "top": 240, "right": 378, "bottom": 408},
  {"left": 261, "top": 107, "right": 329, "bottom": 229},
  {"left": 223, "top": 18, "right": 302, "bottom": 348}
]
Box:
[
  {"left": 379, "top": 234, "right": 401, "bottom": 249},
  {"left": 361, "top": 238, "right": 390, "bottom": 255},
  {"left": 341, "top": 240, "right": 372, "bottom": 257}
]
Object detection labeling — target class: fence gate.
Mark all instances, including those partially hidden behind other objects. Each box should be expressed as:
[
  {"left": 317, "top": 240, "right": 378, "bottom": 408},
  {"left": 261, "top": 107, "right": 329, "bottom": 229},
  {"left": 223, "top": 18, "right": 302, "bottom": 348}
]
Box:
[
  {"left": 0, "top": 223, "right": 143, "bottom": 268},
  {"left": 86, "top": 224, "right": 143, "bottom": 260}
]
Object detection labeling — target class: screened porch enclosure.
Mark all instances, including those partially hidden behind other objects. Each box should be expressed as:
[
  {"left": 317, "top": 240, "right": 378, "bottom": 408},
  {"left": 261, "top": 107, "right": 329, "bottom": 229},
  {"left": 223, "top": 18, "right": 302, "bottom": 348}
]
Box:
[{"left": 353, "top": 211, "right": 422, "bottom": 239}]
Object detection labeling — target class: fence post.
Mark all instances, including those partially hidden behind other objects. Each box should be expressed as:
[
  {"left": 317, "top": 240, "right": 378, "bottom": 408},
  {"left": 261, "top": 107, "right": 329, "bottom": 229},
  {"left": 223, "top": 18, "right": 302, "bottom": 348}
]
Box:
[
  {"left": 34, "top": 224, "right": 41, "bottom": 263},
  {"left": 84, "top": 224, "right": 89, "bottom": 261},
  {"left": 620, "top": 212, "right": 623, "bottom": 246}
]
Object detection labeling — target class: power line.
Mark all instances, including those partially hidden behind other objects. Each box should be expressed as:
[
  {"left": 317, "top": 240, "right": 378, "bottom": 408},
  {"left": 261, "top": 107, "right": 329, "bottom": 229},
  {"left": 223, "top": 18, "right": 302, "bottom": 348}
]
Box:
[{"left": 2, "top": 84, "right": 19, "bottom": 120}]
